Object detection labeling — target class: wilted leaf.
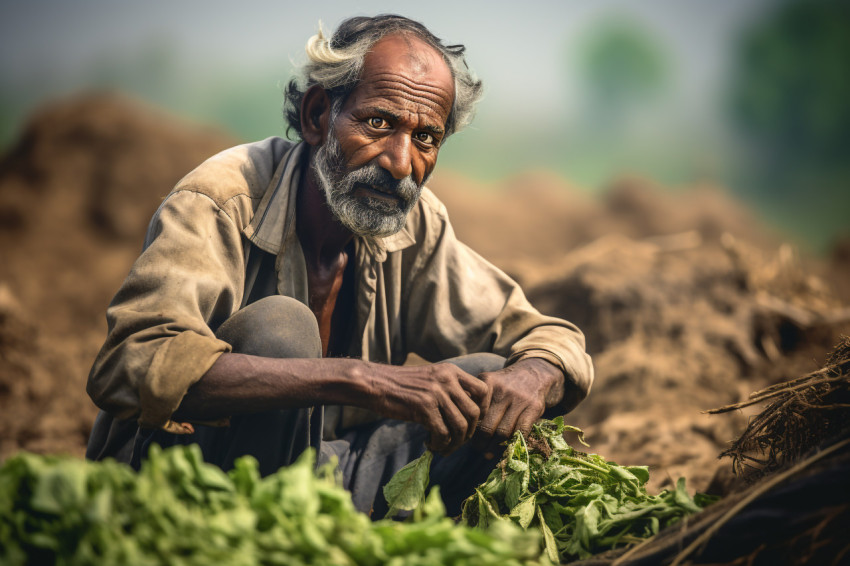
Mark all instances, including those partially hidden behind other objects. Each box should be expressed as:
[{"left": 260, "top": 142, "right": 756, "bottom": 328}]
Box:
[
  {"left": 511, "top": 495, "right": 537, "bottom": 529},
  {"left": 382, "top": 449, "right": 433, "bottom": 518}
]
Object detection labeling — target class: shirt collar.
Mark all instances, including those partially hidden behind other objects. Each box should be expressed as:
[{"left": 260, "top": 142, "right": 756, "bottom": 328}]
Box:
[{"left": 244, "top": 141, "right": 417, "bottom": 261}]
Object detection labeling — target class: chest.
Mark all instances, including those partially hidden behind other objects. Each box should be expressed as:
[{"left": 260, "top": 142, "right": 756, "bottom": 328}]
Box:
[
  {"left": 305, "top": 252, "right": 355, "bottom": 357},
  {"left": 240, "top": 243, "right": 406, "bottom": 365}
]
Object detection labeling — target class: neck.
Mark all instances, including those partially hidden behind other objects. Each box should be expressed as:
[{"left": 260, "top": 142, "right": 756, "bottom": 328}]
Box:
[{"left": 296, "top": 149, "right": 354, "bottom": 267}]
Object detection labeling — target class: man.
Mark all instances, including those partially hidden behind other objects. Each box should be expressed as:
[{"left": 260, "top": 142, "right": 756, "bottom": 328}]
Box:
[{"left": 86, "top": 15, "right": 593, "bottom": 516}]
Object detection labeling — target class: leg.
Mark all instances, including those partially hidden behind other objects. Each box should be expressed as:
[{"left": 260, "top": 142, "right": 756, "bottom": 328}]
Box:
[
  {"left": 441, "top": 351, "right": 505, "bottom": 378},
  {"left": 133, "top": 296, "right": 324, "bottom": 476}
]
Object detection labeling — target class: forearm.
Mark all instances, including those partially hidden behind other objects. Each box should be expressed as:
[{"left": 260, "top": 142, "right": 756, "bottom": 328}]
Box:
[
  {"left": 172, "top": 353, "right": 370, "bottom": 422},
  {"left": 172, "top": 353, "right": 490, "bottom": 453}
]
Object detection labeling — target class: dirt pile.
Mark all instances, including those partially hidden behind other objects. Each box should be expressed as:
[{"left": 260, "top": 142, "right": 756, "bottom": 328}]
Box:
[
  {"left": 0, "top": 91, "right": 235, "bottom": 459},
  {"left": 428, "top": 173, "right": 777, "bottom": 289}
]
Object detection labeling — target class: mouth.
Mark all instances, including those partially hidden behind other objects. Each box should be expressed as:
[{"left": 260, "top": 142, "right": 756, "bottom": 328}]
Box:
[{"left": 353, "top": 183, "right": 400, "bottom": 203}]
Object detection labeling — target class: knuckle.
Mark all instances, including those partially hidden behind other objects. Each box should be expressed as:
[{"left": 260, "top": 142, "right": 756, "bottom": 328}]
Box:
[
  {"left": 477, "top": 421, "right": 496, "bottom": 435},
  {"left": 528, "top": 399, "right": 545, "bottom": 415},
  {"left": 421, "top": 396, "right": 438, "bottom": 412}
]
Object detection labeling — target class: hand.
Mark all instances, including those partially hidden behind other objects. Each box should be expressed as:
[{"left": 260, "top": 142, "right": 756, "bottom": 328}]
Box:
[
  {"left": 361, "top": 362, "right": 490, "bottom": 454},
  {"left": 471, "top": 358, "right": 565, "bottom": 455}
]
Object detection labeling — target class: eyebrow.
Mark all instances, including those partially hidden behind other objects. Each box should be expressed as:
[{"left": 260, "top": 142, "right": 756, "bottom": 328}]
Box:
[{"left": 365, "top": 106, "right": 446, "bottom": 137}]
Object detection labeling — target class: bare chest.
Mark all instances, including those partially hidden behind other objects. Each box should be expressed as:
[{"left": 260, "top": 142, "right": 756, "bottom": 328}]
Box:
[{"left": 305, "top": 253, "right": 354, "bottom": 357}]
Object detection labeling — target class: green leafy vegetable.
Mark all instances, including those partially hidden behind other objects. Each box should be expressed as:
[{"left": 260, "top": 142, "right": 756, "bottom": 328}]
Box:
[
  {"left": 460, "top": 416, "right": 719, "bottom": 562},
  {"left": 0, "top": 445, "right": 550, "bottom": 565},
  {"left": 382, "top": 449, "right": 433, "bottom": 518}
]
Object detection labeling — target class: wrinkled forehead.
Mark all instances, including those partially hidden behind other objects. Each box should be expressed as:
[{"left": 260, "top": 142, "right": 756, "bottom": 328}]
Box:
[{"left": 351, "top": 34, "right": 455, "bottom": 125}]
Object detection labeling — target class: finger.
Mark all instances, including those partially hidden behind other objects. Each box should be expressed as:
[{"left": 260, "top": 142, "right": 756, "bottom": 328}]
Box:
[
  {"left": 471, "top": 398, "right": 508, "bottom": 452},
  {"left": 440, "top": 397, "right": 473, "bottom": 453},
  {"left": 448, "top": 384, "right": 482, "bottom": 440},
  {"left": 515, "top": 406, "right": 543, "bottom": 440},
  {"left": 477, "top": 395, "right": 526, "bottom": 454},
  {"left": 423, "top": 388, "right": 470, "bottom": 454},
  {"left": 432, "top": 364, "right": 485, "bottom": 442},
  {"left": 494, "top": 404, "right": 524, "bottom": 442},
  {"left": 458, "top": 371, "right": 491, "bottom": 406},
  {"left": 422, "top": 415, "right": 451, "bottom": 452}
]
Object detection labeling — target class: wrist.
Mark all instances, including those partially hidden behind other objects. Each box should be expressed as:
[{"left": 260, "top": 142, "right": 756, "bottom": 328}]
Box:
[{"left": 330, "top": 358, "right": 379, "bottom": 407}]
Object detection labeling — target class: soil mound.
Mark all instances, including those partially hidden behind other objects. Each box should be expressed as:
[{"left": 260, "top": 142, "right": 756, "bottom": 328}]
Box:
[{"left": 0, "top": 92, "right": 236, "bottom": 458}]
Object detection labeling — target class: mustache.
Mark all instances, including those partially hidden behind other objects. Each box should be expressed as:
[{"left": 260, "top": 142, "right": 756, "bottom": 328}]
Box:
[{"left": 339, "top": 163, "right": 420, "bottom": 202}]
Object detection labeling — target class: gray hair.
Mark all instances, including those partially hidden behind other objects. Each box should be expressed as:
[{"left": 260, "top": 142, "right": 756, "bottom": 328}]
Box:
[{"left": 283, "top": 15, "right": 483, "bottom": 141}]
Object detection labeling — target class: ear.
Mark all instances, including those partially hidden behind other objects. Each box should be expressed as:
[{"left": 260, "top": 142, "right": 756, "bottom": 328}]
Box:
[{"left": 301, "top": 85, "right": 332, "bottom": 146}]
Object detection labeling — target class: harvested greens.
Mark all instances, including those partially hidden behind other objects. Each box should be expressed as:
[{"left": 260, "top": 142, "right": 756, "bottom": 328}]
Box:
[
  {"left": 1, "top": 419, "right": 716, "bottom": 565},
  {"left": 0, "top": 445, "right": 547, "bottom": 566},
  {"left": 460, "top": 417, "right": 717, "bottom": 562}
]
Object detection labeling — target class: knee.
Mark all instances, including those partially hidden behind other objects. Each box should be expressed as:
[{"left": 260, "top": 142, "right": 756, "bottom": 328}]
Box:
[
  {"left": 444, "top": 352, "right": 506, "bottom": 376},
  {"left": 216, "top": 296, "right": 321, "bottom": 359}
]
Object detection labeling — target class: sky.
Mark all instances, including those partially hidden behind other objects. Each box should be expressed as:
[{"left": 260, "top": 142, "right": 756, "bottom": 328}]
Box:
[{"left": 1, "top": 0, "right": 775, "bottom": 120}]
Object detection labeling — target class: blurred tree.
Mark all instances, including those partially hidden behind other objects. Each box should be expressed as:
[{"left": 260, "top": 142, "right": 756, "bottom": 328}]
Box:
[
  {"left": 578, "top": 18, "right": 670, "bottom": 129},
  {"left": 568, "top": 17, "right": 681, "bottom": 189},
  {"left": 729, "top": 0, "right": 850, "bottom": 247}
]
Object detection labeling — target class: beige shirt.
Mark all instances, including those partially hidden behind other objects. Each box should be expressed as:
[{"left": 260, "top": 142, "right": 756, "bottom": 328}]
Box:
[{"left": 86, "top": 137, "right": 593, "bottom": 434}]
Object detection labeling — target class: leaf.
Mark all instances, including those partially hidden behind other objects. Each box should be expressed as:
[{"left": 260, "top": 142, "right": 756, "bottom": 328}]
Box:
[
  {"left": 510, "top": 494, "right": 537, "bottom": 529},
  {"left": 505, "top": 472, "right": 524, "bottom": 510},
  {"left": 672, "top": 477, "right": 701, "bottom": 513},
  {"left": 575, "top": 502, "right": 601, "bottom": 547},
  {"left": 539, "top": 501, "right": 564, "bottom": 532},
  {"left": 537, "top": 505, "right": 559, "bottom": 563},
  {"left": 382, "top": 450, "right": 433, "bottom": 518},
  {"left": 0, "top": 446, "right": 549, "bottom": 565},
  {"left": 624, "top": 465, "right": 650, "bottom": 485},
  {"left": 507, "top": 458, "right": 529, "bottom": 473},
  {"left": 420, "top": 485, "right": 446, "bottom": 518},
  {"left": 476, "top": 489, "right": 502, "bottom": 529},
  {"left": 563, "top": 425, "right": 590, "bottom": 447}
]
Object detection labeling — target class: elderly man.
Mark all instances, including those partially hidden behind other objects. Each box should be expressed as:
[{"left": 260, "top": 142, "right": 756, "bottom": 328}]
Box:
[{"left": 86, "top": 15, "right": 593, "bottom": 516}]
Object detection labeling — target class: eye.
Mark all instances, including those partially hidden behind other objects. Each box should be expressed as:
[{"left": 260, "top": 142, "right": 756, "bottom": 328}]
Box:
[
  {"left": 368, "top": 117, "right": 389, "bottom": 129},
  {"left": 414, "top": 132, "right": 436, "bottom": 146}
]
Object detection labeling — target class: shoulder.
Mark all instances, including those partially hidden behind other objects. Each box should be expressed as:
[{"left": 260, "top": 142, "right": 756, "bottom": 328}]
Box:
[{"left": 170, "top": 137, "right": 295, "bottom": 209}]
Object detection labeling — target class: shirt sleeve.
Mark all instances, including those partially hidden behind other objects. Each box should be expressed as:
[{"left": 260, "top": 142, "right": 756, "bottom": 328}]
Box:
[
  {"left": 402, "top": 200, "right": 594, "bottom": 404},
  {"left": 86, "top": 189, "right": 246, "bottom": 429}
]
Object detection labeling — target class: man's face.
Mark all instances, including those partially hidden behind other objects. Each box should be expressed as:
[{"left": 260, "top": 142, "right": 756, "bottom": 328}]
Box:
[{"left": 312, "top": 34, "right": 455, "bottom": 237}]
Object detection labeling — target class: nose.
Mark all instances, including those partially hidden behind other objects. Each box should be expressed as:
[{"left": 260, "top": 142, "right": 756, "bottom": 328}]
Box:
[{"left": 377, "top": 132, "right": 413, "bottom": 180}]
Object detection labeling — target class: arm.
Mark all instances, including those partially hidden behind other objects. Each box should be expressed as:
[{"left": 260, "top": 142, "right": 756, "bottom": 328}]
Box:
[
  {"left": 402, "top": 192, "right": 593, "bottom": 448},
  {"left": 87, "top": 189, "right": 243, "bottom": 429},
  {"left": 173, "top": 353, "right": 489, "bottom": 452}
]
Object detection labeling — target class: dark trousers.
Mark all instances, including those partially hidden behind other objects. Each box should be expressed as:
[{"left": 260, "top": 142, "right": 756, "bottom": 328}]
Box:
[{"left": 133, "top": 296, "right": 503, "bottom": 518}]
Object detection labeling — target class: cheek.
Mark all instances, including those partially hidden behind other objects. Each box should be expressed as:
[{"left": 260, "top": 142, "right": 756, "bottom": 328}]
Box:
[
  {"left": 333, "top": 120, "right": 377, "bottom": 163},
  {"left": 415, "top": 152, "right": 439, "bottom": 184},
  {"left": 338, "top": 135, "right": 383, "bottom": 169}
]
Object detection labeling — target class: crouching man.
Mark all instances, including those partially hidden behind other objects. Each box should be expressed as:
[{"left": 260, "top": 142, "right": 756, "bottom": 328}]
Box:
[{"left": 86, "top": 14, "right": 593, "bottom": 517}]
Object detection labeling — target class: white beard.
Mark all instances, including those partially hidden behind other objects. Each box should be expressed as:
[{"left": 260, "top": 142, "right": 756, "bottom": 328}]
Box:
[{"left": 310, "top": 123, "right": 426, "bottom": 237}]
